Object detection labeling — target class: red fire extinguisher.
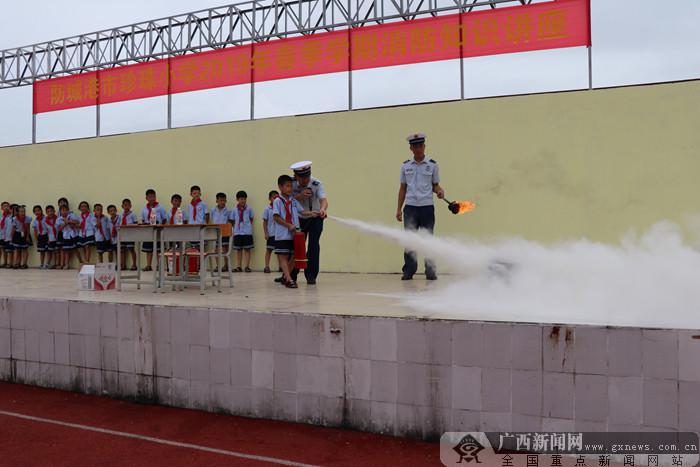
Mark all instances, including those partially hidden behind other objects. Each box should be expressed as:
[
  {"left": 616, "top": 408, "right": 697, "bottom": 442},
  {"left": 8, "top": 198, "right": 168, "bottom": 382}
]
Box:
[{"left": 293, "top": 230, "right": 308, "bottom": 270}]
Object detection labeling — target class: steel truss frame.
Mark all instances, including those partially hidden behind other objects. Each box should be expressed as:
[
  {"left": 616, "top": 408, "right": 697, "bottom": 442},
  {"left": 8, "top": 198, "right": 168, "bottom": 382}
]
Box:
[{"left": 0, "top": 0, "right": 538, "bottom": 88}]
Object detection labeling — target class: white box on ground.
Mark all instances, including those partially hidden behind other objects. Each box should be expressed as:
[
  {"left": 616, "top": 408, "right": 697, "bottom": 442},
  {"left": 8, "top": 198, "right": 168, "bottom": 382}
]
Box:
[
  {"left": 94, "top": 263, "right": 116, "bottom": 290},
  {"left": 78, "top": 265, "right": 95, "bottom": 291}
]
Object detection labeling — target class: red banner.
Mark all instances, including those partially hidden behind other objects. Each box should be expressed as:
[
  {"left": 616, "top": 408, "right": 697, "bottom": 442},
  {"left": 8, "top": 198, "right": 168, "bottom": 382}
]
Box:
[
  {"left": 350, "top": 14, "right": 461, "bottom": 70},
  {"left": 461, "top": 0, "right": 590, "bottom": 58},
  {"left": 32, "top": 0, "right": 589, "bottom": 113},
  {"left": 33, "top": 71, "right": 97, "bottom": 113},
  {"left": 98, "top": 60, "right": 169, "bottom": 104},
  {"left": 170, "top": 45, "right": 252, "bottom": 94},
  {"left": 253, "top": 30, "right": 349, "bottom": 82}
]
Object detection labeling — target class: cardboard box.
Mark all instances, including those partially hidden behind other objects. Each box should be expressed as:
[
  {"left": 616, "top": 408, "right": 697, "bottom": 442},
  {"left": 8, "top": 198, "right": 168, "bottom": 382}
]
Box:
[
  {"left": 94, "top": 263, "right": 116, "bottom": 290},
  {"left": 78, "top": 265, "right": 95, "bottom": 291}
]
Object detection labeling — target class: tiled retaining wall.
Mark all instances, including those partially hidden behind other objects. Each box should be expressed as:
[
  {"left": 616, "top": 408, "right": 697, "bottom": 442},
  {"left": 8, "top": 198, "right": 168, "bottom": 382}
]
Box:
[{"left": 0, "top": 298, "right": 699, "bottom": 439}]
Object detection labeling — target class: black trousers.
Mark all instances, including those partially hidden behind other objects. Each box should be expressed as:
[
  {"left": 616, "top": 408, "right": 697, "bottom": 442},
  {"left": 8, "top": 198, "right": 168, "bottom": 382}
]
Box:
[
  {"left": 402, "top": 205, "right": 436, "bottom": 277},
  {"left": 291, "top": 217, "right": 324, "bottom": 282}
]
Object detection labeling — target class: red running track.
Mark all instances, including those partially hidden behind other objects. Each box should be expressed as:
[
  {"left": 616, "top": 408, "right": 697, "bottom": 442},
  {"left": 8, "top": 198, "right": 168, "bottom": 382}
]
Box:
[{"left": 0, "top": 382, "right": 441, "bottom": 466}]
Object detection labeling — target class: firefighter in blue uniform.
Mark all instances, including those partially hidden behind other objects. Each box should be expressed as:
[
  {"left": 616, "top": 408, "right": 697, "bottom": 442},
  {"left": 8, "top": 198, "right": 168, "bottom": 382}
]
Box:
[
  {"left": 291, "top": 161, "right": 328, "bottom": 285},
  {"left": 396, "top": 133, "right": 444, "bottom": 280}
]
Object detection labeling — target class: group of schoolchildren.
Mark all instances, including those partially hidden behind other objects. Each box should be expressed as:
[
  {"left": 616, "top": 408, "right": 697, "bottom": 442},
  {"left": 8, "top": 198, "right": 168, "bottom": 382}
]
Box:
[{"left": 0, "top": 174, "right": 319, "bottom": 289}]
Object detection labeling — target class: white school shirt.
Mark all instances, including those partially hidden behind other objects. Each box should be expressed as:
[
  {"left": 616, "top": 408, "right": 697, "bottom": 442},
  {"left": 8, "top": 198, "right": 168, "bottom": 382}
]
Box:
[
  {"left": 92, "top": 216, "right": 111, "bottom": 242},
  {"left": 210, "top": 206, "right": 231, "bottom": 225},
  {"left": 108, "top": 217, "right": 119, "bottom": 244},
  {"left": 187, "top": 200, "right": 209, "bottom": 225},
  {"left": 272, "top": 196, "right": 302, "bottom": 241},
  {"left": 116, "top": 211, "right": 137, "bottom": 228},
  {"left": 78, "top": 212, "right": 96, "bottom": 237},
  {"left": 140, "top": 203, "right": 168, "bottom": 224},
  {"left": 0, "top": 213, "right": 12, "bottom": 241},
  {"left": 231, "top": 205, "right": 254, "bottom": 236},
  {"left": 44, "top": 215, "right": 59, "bottom": 242},
  {"left": 58, "top": 212, "right": 79, "bottom": 239},
  {"left": 31, "top": 216, "right": 48, "bottom": 237},
  {"left": 12, "top": 216, "right": 32, "bottom": 238},
  {"left": 165, "top": 206, "right": 188, "bottom": 225},
  {"left": 262, "top": 205, "right": 276, "bottom": 237}
]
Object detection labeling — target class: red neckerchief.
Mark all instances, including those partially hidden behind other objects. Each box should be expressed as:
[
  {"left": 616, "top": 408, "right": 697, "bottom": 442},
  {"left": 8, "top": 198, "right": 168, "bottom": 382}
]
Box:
[
  {"left": 283, "top": 197, "right": 293, "bottom": 223},
  {"left": 147, "top": 202, "right": 159, "bottom": 221},
  {"left": 35, "top": 214, "right": 44, "bottom": 235},
  {"left": 169, "top": 207, "right": 177, "bottom": 225},
  {"left": 17, "top": 215, "right": 28, "bottom": 237},
  {"left": 110, "top": 216, "right": 118, "bottom": 237},
  {"left": 0, "top": 212, "right": 8, "bottom": 229},
  {"left": 45, "top": 215, "right": 57, "bottom": 237},
  {"left": 80, "top": 212, "right": 90, "bottom": 234},
  {"left": 237, "top": 205, "right": 246, "bottom": 227},
  {"left": 190, "top": 199, "right": 201, "bottom": 222},
  {"left": 95, "top": 215, "right": 105, "bottom": 238},
  {"left": 121, "top": 211, "right": 129, "bottom": 226}
]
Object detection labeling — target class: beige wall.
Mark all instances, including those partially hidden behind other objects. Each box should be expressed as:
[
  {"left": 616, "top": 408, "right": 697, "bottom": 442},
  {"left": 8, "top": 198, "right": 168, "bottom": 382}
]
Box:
[{"left": 2, "top": 80, "right": 699, "bottom": 272}]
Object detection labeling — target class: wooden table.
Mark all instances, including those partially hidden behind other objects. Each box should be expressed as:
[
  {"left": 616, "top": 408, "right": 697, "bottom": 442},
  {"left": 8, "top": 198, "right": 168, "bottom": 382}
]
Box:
[
  {"left": 116, "top": 225, "right": 160, "bottom": 292},
  {"left": 157, "top": 224, "right": 224, "bottom": 295}
]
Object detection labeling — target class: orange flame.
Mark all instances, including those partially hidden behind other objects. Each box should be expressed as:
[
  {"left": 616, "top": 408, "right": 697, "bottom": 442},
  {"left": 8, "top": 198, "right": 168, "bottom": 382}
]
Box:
[{"left": 455, "top": 200, "right": 476, "bottom": 215}]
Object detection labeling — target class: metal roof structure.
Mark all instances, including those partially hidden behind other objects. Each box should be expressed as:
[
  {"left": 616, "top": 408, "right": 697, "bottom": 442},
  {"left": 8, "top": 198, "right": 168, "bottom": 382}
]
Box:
[{"left": 0, "top": 0, "right": 537, "bottom": 88}]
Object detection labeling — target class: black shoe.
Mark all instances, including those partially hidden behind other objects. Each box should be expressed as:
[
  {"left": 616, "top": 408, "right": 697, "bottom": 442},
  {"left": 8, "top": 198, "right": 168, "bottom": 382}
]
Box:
[
  {"left": 306, "top": 279, "right": 316, "bottom": 285},
  {"left": 426, "top": 273, "right": 438, "bottom": 281},
  {"left": 401, "top": 274, "right": 413, "bottom": 280},
  {"left": 274, "top": 276, "right": 285, "bottom": 283}
]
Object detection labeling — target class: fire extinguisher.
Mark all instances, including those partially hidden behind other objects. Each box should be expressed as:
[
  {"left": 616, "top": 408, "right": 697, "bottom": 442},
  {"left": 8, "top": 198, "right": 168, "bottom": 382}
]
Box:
[{"left": 293, "top": 230, "right": 308, "bottom": 270}]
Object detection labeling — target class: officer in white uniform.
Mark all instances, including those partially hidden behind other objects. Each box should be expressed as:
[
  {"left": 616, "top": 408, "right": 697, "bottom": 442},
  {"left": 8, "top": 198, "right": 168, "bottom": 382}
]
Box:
[
  {"left": 291, "top": 161, "right": 328, "bottom": 285},
  {"left": 396, "top": 133, "right": 444, "bottom": 280}
]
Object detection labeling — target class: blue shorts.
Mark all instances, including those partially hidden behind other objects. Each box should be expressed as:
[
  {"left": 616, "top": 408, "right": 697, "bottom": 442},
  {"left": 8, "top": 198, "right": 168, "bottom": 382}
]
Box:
[
  {"left": 36, "top": 234, "right": 50, "bottom": 252},
  {"left": 61, "top": 237, "right": 76, "bottom": 251},
  {"left": 274, "top": 239, "right": 294, "bottom": 255},
  {"left": 233, "top": 235, "right": 254, "bottom": 250},
  {"left": 96, "top": 240, "right": 112, "bottom": 254},
  {"left": 77, "top": 235, "right": 95, "bottom": 247}
]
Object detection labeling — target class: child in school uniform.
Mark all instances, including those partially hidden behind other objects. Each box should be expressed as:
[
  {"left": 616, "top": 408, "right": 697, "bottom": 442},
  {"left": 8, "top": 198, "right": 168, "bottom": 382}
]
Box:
[
  {"left": 77, "top": 201, "right": 96, "bottom": 264},
  {"left": 140, "top": 189, "right": 167, "bottom": 271},
  {"left": 211, "top": 192, "right": 231, "bottom": 235},
  {"left": 231, "top": 190, "right": 254, "bottom": 272},
  {"left": 166, "top": 194, "right": 186, "bottom": 225},
  {"left": 118, "top": 199, "right": 138, "bottom": 271},
  {"left": 107, "top": 205, "right": 119, "bottom": 263},
  {"left": 272, "top": 175, "right": 317, "bottom": 288},
  {"left": 211, "top": 192, "right": 232, "bottom": 270},
  {"left": 0, "top": 201, "right": 12, "bottom": 268},
  {"left": 54, "top": 197, "right": 70, "bottom": 267},
  {"left": 187, "top": 186, "right": 209, "bottom": 251},
  {"left": 261, "top": 190, "right": 279, "bottom": 274},
  {"left": 44, "top": 205, "right": 58, "bottom": 269},
  {"left": 93, "top": 204, "right": 111, "bottom": 263},
  {"left": 11, "top": 205, "right": 32, "bottom": 269},
  {"left": 187, "top": 186, "right": 209, "bottom": 225},
  {"left": 57, "top": 204, "right": 79, "bottom": 270},
  {"left": 31, "top": 205, "right": 50, "bottom": 269}
]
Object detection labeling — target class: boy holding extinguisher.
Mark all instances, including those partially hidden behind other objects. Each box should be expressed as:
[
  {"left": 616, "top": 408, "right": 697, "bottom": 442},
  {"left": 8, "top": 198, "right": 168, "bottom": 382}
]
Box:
[{"left": 272, "top": 175, "right": 318, "bottom": 289}]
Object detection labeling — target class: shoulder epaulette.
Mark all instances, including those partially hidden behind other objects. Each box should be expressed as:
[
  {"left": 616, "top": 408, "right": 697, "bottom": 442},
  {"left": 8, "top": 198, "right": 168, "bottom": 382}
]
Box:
[
  {"left": 429, "top": 158, "right": 437, "bottom": 163},
  {"left": 312, "top": 180, "right": 319, "bottom": 186},
  {"left": 403, "top": 159, "right": 410, "bottom": 163}
]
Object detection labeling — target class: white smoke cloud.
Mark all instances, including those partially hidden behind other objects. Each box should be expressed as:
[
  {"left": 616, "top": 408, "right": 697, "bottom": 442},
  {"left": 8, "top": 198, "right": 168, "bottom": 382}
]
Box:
[{"left": 331, "top": 216, "right": 700, "bottom": 329}]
